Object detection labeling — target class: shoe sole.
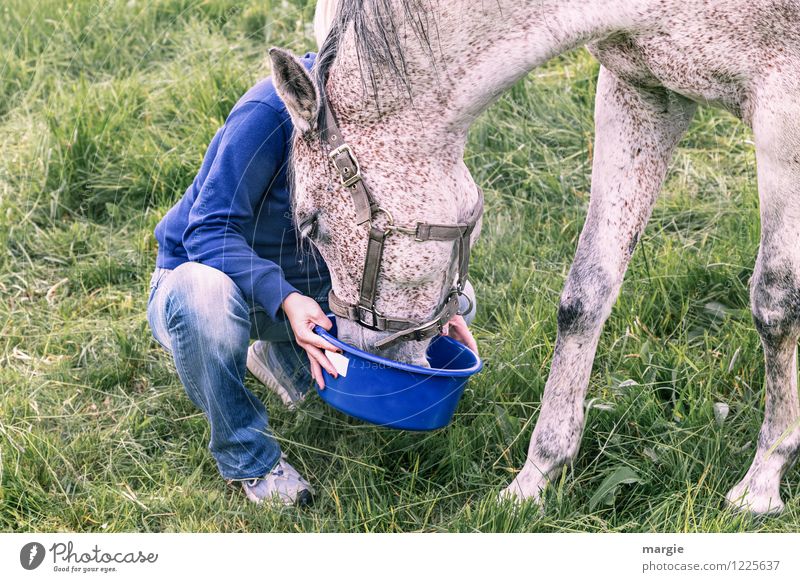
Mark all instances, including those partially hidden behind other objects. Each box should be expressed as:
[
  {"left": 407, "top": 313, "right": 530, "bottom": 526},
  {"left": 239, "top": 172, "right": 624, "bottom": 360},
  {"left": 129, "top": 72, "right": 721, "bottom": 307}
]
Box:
[
  {"left": 246, "top": 343, "right": 302, "bottom": 409},
  {"left": 241, "top": 483, "right": 315, "bottom": 507}
]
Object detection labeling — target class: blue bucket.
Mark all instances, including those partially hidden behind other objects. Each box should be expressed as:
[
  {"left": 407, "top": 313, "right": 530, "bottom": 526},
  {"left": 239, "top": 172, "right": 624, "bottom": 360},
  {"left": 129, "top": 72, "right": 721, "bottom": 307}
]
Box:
[{"left": 313, "top": 315, "right": 483, "bottom": 431}]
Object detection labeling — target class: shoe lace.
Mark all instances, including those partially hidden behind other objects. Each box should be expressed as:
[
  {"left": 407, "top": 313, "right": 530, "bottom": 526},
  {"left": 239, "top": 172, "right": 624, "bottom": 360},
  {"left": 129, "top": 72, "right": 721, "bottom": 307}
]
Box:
[
  {"left": 270, "top": 460, "right": 286, "bottom": 478},
  {"left": 244, "top": 458, "right": 291, "bottom": 488}
]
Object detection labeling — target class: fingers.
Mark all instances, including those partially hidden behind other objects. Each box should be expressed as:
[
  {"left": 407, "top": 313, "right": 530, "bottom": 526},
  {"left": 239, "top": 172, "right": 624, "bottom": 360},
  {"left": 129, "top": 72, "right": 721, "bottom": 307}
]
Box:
[
  {"left": 459, "top": 329, "right": 478, "bottom": 355},
  {"left": 449, "top": 314, "right": 467, "bottom": 327},
  {"left": 309, "top": 333, "right": 340, "bottom": 354},
  {"left": 446, "top": 319, "right": 480, "bottom": 357},
  {"left": 305, "top": 344, "right": 335, "bottom": 390},
  {"left": 282, "top": 294, "right": 341, "bottom": 386},
  {"left": 463, "top": 331, "right": 479, "bottom": 356},
  {"left": 284, "top": 294, "right": 332, "bottom": 332},
  {"left": 304, "top": 299, "right": 333, "bottom": 330},
  {"left": 465, "top": 336, "right": 479, "bottom": 357},
  {"left": 304, "top": 343, "right": 338, "bottom": 378},
  {"left": 309, "top": 357, "right": 324, "bottom": 389},
  {"left": 298, "top": 325, "right": 340, "bottom": 353},
  {"left": 310, "top": 310, "right": 333, "bottom": 330}
]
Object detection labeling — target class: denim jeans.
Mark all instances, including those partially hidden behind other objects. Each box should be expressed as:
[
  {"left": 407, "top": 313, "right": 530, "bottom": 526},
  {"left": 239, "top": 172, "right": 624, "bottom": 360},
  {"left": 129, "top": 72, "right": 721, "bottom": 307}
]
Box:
[
  {"left": 146, "top": 261, "right": 476, "bottom": 480},
  {"left": 146, "top": 261, "right": 330, "bottom": 480}
]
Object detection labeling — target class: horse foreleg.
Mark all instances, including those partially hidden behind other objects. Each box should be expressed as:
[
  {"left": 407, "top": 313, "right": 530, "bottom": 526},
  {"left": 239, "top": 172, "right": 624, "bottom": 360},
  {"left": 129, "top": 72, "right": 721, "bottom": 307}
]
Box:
[
  {"left": 725, "top": 79, "right": 800, "bottom": 515},
  {"left": 501, "top": 67, "right": 696, "bottom": 505}
]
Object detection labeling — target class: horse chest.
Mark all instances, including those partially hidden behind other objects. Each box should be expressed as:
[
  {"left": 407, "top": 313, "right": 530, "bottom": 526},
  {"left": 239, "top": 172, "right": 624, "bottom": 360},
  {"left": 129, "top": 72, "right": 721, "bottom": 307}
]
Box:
[{"left": 590, "top": 32, "right": 754, "bottom": 119}]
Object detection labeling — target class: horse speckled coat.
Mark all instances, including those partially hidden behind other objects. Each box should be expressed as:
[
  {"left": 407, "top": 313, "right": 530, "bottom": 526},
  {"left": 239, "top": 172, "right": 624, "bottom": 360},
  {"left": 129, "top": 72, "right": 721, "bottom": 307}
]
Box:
[{"left": 270, "top": 0, "right": 800, "bottom": 516}]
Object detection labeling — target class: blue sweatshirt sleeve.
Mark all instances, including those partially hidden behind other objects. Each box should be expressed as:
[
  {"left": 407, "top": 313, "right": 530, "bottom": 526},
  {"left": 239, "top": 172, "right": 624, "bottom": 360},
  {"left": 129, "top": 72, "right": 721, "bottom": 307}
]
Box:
[{"left": 182, "top": 100, "right": 299, "bottom": 319}]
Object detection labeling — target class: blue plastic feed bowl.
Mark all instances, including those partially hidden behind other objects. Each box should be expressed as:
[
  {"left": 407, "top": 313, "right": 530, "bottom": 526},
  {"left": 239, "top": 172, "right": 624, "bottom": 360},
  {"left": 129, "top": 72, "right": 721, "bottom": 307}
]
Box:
[{"left": 313, "top": 316, "right": 483, "bottom": 431}]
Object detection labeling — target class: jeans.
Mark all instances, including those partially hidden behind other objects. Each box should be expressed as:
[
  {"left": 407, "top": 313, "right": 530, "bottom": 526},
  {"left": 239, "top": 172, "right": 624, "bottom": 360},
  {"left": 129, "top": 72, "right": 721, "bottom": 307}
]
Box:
[
  {"left": 146, "top": 261, "right": 476, "bottom": 480},
  {"left": 146, "top": 261, "right": 330, "bottom": 480}
]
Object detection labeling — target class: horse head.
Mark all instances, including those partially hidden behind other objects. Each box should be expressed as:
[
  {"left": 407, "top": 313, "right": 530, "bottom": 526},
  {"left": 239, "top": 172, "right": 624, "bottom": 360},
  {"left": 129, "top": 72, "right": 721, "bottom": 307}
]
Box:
[{"left": 269, "top": 40, "right": 482, "bottom": 366}]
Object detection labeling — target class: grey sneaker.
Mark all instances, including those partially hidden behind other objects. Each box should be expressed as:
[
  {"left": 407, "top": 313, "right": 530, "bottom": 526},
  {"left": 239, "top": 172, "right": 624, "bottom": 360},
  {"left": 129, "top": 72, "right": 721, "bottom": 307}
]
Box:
[
  {"left": 247, "top": 341, "right": 306, "bottom": 408},
  {"left": 241, "top": 456, "right": 315, "bottom": 507}
]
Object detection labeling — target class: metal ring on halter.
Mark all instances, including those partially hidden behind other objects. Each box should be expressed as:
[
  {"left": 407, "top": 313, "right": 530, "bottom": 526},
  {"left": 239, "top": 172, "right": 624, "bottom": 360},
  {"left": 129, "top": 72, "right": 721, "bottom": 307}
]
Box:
[
  {"left": 379, "top": 210, "right": 419, "bottom": 237},
  {"left": 372, "top": 206, "right": 394, "bottom": 234},
  {"left": 454, "top": 287, "right": 474, "bottom": 317}
]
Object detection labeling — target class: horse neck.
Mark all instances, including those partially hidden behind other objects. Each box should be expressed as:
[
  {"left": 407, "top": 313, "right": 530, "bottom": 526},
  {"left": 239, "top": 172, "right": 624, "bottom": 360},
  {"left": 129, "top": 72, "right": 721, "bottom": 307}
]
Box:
[{"left": 327, "top": 0, "right": 649, "bottom": 142}]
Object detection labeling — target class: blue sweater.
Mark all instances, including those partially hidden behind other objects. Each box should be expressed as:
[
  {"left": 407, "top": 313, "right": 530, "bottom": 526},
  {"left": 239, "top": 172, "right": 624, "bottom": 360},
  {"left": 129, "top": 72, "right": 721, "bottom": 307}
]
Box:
[{"left": 154, "top": 53, "right": 329, "bottom": 319}]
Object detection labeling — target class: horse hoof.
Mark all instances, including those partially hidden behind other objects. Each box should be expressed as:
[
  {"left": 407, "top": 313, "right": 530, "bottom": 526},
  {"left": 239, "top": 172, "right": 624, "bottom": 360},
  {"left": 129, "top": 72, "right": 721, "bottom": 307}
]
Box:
[
  {"left": 498, "top": 479, "right": 545, "bottom": 514},
  {"left": 725, "top": 484, "right": 785, "bottom": 516}
]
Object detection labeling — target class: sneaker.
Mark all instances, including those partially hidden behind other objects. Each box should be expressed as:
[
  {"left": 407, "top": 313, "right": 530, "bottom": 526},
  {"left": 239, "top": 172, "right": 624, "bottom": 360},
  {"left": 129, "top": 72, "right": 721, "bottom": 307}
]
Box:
[
  {"left": 247, "top": 341, "right": 307, "bottom": 408},
  {"left": 241, "top": 456, "right": 315, "bottom": 507}
]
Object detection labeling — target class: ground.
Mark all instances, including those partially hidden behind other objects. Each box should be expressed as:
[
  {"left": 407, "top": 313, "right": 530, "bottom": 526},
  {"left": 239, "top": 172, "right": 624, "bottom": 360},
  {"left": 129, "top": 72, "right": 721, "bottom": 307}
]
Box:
[{"left": 1, "top": 0, "right": 798, "bottom": 532}]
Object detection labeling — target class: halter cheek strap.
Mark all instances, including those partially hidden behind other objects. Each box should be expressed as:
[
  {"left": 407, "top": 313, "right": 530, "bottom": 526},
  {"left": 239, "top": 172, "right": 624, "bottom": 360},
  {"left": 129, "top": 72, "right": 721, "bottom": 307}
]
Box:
[
  {"left": 325, "top": 107, "right": 375, "bottom": 226},
  {"left": 321, "top": 105, "right": 484, "bottom": 350}
]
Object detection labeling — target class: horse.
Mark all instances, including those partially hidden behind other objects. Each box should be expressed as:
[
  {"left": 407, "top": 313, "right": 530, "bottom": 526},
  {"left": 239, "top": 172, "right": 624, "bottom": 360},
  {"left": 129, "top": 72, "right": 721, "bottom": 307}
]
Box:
[{"left": 268, "top": 0, "right": 800, "bottom": 515}]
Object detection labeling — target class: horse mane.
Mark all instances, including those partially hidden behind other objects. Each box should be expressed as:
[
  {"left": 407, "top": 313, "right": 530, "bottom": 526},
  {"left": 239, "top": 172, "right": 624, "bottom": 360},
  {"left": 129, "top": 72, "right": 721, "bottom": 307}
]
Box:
[
  {"left": 289, "top": 1, "right": 436, "bottom": 266},
  {"left": 313, "top": 0, "right": 438, "bottom": 134}
]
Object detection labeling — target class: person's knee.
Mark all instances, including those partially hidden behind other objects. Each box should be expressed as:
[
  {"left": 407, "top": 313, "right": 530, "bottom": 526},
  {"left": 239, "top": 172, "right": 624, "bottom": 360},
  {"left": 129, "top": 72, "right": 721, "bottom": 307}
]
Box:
[{"left": 167, "top": 262, "right": 250, "bottom": 349}]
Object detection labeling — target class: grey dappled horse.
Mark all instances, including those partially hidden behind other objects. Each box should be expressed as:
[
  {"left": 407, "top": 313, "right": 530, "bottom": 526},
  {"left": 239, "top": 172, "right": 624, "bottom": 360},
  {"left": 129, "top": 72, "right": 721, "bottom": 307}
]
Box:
[{"left": 270, "top": 0, "right": 800, "bottom": 515}]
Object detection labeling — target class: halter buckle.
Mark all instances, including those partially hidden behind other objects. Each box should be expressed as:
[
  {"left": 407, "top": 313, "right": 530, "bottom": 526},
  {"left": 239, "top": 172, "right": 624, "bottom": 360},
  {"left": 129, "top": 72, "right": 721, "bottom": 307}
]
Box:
[
  {"left": 329, "top": 144, "right": 362, "bottom": 188},
  {"left": 356, "top": 305, "right": 380, "bottom": 329}
]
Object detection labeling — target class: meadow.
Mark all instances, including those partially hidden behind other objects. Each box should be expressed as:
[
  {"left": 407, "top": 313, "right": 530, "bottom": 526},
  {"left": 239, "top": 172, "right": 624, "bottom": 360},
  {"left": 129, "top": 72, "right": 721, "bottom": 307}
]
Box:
[{"left": 1, "top": 0, "right": 798, "bottom": 532}]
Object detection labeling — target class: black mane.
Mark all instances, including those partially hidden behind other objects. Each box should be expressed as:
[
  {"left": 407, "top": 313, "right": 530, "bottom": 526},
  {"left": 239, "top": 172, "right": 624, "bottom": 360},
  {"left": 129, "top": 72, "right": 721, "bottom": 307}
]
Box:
[
  {"left": 291, "top": 1, "right": 438, "bottom": 273},
  {"left": 313, "top": 0, "right": 438, "bottom": 135}
]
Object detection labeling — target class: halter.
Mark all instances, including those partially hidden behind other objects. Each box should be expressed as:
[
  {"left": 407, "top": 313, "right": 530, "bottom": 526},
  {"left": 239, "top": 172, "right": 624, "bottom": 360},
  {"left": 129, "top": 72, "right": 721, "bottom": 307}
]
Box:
[{"left": 318, "top": 104, "right": 484, "bottom": 350}]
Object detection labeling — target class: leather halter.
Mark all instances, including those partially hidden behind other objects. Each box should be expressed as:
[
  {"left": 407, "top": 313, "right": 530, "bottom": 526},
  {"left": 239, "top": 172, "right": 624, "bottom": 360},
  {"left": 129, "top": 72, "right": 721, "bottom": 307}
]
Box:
[{"left": 320, "top": 104, "right": 483, "bottom": 350}]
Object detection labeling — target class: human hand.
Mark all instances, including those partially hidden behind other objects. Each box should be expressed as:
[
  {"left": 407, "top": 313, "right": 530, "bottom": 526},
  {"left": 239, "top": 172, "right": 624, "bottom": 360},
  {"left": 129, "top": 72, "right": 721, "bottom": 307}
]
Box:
[
  {"left": 281, "top": 292, "right": 340, "bottom": 389},
  {"left": 441, "top": 314, "right": 479, "bottom": 356}
]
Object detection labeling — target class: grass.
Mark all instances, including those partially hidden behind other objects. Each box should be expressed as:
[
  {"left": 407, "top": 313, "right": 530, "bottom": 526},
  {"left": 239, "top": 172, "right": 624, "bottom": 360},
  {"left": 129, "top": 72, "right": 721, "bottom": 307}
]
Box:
[{"left": 1, "top": 0, "right": 798, "bottom": 532}]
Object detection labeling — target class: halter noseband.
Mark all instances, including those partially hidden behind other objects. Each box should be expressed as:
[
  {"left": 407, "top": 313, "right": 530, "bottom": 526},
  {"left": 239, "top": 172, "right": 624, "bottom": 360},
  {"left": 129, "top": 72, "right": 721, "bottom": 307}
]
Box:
[{"left": 319, "top": 104, "right": 483, "bottom": 350}]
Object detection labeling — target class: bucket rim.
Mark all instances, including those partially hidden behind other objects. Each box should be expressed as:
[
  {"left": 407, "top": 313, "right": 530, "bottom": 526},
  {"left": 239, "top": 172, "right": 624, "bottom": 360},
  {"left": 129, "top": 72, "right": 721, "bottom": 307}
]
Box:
[{"left": 314, "top": 314, "right": 483, "bottom": 377}]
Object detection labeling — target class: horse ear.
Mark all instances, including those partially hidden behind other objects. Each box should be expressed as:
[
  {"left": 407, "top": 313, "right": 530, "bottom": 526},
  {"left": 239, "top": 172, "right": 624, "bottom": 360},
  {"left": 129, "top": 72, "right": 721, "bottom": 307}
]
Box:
[{"left": 269, "top": 47, "right": 319, "bottom": 134}]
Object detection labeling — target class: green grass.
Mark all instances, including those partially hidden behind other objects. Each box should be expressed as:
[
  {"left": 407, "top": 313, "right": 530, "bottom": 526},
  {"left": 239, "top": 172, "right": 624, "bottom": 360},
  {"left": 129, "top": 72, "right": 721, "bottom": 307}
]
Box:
[{"left": 1, "top": 0, "right": 798, "bottom": 532}]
